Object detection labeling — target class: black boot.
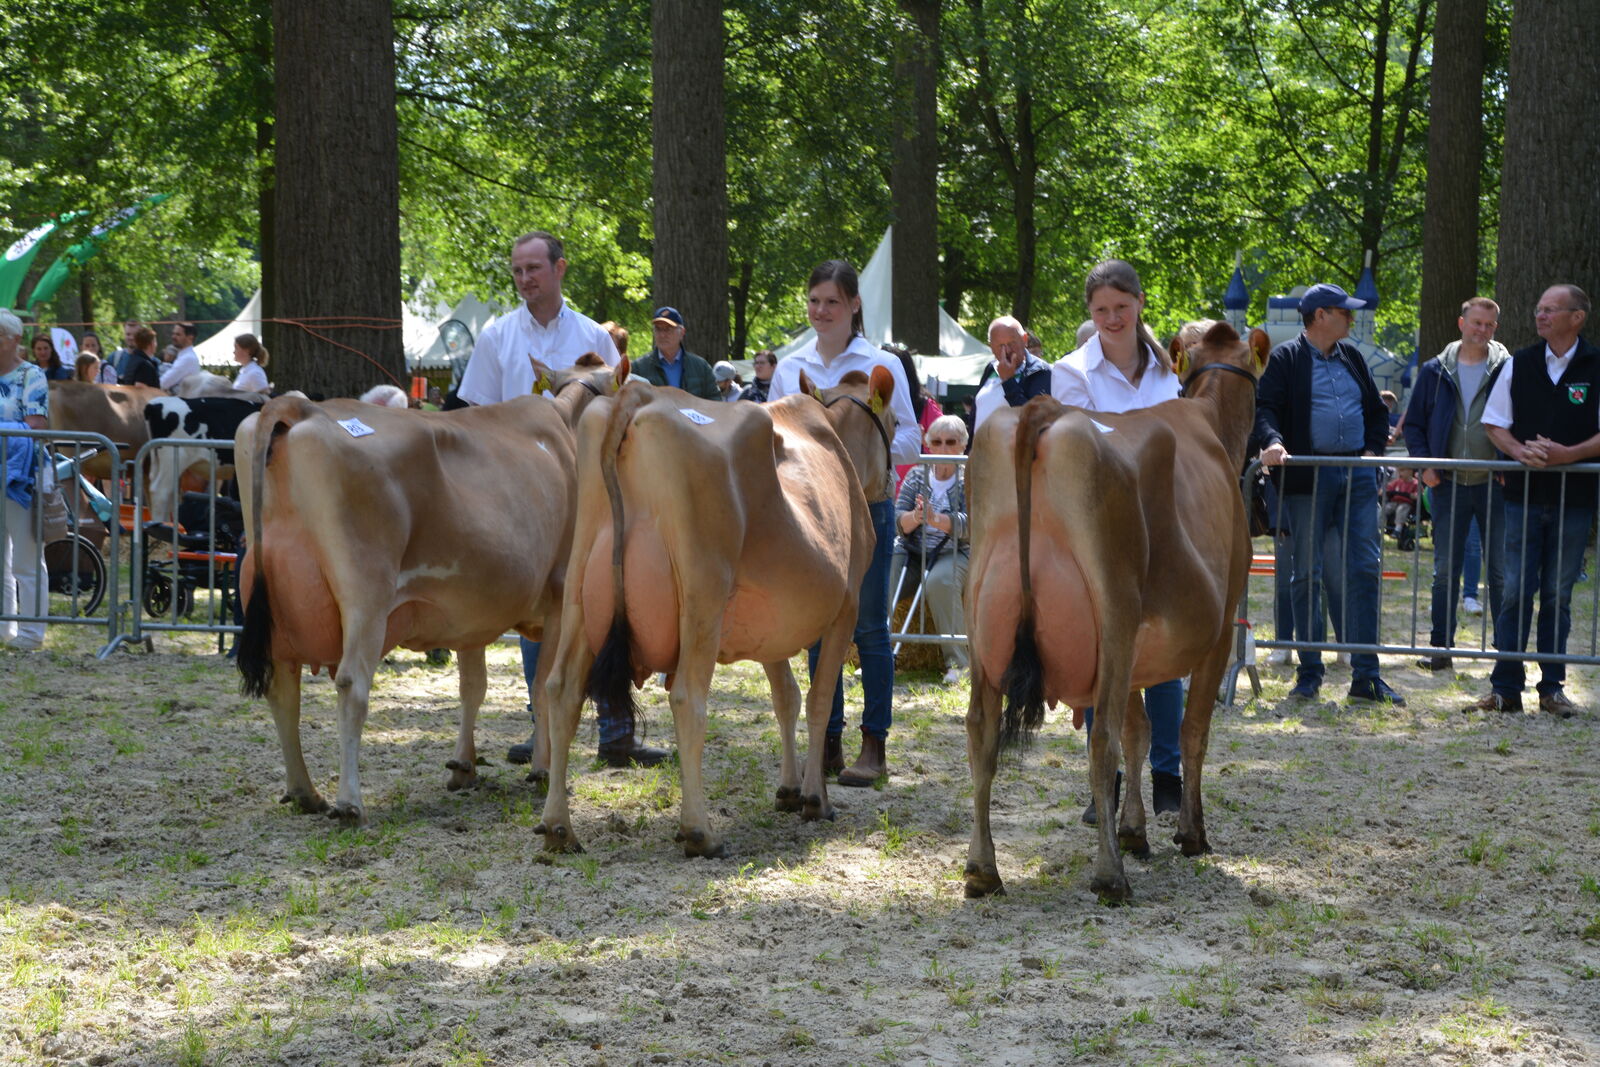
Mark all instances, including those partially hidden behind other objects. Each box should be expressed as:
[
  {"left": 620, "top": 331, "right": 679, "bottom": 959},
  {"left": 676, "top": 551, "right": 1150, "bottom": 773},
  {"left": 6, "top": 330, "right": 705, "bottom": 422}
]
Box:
[
  {"left": 836, "top": 727, "right": 887, "bottom": 788},
  {"left": 597, "top": 732, "right": 670, "bottom": 768},
  {"left": 1151, "top": 770, "right": 1182, "bottom": 815},
  {"left": 507, "top": 703, "right": 535, "bottom": 765},
  {"left": 823, "top": 733, "right": 845, "bottom": 776},
  {"left": 1080, "top": 771, "right": 1123, "bottom": 827}
]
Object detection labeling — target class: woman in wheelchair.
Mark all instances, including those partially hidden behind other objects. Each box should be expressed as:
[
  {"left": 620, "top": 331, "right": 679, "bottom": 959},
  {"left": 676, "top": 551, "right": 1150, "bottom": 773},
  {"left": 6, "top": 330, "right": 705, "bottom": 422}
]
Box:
[{"left": 890, "top": 414, "right": 970, "bottom": 684}]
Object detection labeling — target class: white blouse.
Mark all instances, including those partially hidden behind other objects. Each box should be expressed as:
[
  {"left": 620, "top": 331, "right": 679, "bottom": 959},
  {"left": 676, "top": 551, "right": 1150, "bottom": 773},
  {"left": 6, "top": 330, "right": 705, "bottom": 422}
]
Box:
[{"left": 1051, "top": 332, "right": 1180, "bottom": 414}]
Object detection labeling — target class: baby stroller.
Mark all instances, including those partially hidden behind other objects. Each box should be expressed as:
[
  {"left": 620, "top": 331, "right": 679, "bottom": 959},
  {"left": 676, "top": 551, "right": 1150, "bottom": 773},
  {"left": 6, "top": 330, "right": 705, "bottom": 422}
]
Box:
[{"left": 141, "top": 492, "right": 245, "bottom": 620}]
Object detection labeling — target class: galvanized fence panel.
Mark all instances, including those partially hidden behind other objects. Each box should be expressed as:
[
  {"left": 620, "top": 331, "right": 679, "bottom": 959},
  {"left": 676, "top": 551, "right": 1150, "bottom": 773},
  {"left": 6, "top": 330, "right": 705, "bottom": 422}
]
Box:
[
  {"left": 1228, "top": 454, "right": 1600, "bottom": 701},
  {"left": 0, "top": 428, "right": 123, "bottom": 651}
]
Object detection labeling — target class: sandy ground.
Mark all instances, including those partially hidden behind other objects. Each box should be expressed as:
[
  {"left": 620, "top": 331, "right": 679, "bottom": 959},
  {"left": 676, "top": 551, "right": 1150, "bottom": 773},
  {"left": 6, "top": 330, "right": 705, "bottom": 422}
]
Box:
[{"left": 0, "top": 619, "right": 1597, "bottom": 1066}]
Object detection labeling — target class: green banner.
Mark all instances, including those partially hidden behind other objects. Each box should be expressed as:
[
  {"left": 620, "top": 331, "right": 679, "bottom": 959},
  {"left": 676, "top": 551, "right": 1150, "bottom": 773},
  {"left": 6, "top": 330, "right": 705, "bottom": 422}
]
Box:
[
  {"left": 0, "top": 212, "right": 84, "bottom": 310},
  {"left": 24, "top": 194, "right": 169, "bottom": 310}
]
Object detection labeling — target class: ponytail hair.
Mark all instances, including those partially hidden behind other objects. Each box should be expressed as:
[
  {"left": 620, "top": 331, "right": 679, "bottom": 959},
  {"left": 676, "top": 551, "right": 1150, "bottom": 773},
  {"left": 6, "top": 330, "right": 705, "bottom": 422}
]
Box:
[
  {"left": 235, "top": 332, "right": 270, "bottom": 367},
  {"left": 808, "top": 259, "right": 865, "bottom": 337},
  {"left": 1084, "top": 259, "right": 1169, "bottom": 384}
]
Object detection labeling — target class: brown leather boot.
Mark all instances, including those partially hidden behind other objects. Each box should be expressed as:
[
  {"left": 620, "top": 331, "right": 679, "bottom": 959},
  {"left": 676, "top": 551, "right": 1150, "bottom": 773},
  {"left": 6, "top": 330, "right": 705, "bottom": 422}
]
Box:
[
  {"left": 836, "top": 727, "right": 887, "bottom": 788},
  {"left": 823, "top": 734, "right": 845, "bottom": 776}
]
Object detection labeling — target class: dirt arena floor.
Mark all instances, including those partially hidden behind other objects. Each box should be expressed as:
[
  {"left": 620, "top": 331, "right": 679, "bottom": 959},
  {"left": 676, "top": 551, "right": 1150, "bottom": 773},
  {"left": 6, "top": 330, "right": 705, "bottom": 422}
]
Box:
[{"left": 1, "top": 621, "right": 1597, "bottom": 1066}]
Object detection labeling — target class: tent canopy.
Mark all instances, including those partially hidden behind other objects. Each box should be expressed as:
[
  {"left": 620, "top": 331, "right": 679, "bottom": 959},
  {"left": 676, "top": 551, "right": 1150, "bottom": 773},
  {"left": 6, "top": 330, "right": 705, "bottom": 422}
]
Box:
[{"left": 196, "top": 290, "right": 261, "bottom": 367}]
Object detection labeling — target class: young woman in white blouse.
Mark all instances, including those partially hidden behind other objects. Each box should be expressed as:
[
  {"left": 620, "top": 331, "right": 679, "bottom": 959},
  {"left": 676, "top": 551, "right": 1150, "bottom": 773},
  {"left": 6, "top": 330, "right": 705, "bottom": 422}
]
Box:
[
  {"left": 233, "top": 333, "right": 271, "bottom": 393},
  {"left": 1054, "top": 260, "right": 1188, "bottom": 826}
]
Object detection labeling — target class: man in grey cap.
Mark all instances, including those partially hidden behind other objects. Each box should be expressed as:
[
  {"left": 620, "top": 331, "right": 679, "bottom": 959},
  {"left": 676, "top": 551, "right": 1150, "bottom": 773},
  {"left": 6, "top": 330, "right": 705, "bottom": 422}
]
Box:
[
  {"left": 712, "top": 360, "right": 743, "bottom": 401},
  {"left": 633, "top": 306, "right": 720, "bottom": 401},
  {"left": 1256, "top": 283, "right": 1404, "bottom": 706}
]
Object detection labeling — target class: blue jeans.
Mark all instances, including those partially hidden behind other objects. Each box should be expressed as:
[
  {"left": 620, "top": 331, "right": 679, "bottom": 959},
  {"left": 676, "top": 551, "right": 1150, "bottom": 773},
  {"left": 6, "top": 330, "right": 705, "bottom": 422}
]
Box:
[
  {"left": 522, "top": 637, "right": 631, "bottom": 746},
  {"left": 1285, "top": 465, "right": 1382, "bottom": 685},
  {"left": 1489, "top": 502, "right": 1594, "bottom": 697},
  {"left": 809, "top": 498, "right": 895, "bottom": 740},
  {"left": 1429, "top": 479, "right": 1504, "bottom": 649},
  {"left": 1459, "top": 519, "right": 1482, "bottom": 602},
  {"left": 1082, "top": 678, "right": 1185, "bottom": 776}
]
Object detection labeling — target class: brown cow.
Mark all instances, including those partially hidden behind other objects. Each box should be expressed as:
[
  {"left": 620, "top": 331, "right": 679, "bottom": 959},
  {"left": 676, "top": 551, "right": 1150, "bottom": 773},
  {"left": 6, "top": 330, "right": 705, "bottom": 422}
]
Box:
[
  {"left": 234, "top": 357, "right": 624, "bottom": 824},
  {"left": 533, "top": 368, "right": 896, "bottom": 858},
  {"left": 963, "top": 322, "right": 1268, "bottom": 902},
  {"left": 47, "top": 381, "right": 165, "bottom": 480}
]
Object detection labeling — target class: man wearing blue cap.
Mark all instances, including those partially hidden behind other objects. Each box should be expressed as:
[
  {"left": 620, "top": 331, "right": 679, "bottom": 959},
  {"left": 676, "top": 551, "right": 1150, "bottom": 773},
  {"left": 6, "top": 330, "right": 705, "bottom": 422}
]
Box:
[
  {"left": 1256, "top": 282, "right": 1405, "bottom": 706},
  {"left": 633, "top": 307, "right": 721, "bottom": 401}
]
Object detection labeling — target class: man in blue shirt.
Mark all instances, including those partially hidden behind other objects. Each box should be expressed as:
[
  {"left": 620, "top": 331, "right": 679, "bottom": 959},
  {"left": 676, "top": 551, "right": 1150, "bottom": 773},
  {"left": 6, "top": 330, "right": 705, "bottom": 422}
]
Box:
[
  {"left": 632, "top": 307, "right": 720, "bottom": 401},
  {"left": 1256, "top": 283, "right": 1404, "bottom": 706}
]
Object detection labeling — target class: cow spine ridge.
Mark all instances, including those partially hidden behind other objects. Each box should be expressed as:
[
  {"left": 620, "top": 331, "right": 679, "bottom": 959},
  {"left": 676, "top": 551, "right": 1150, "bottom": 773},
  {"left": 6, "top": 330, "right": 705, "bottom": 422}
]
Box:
[
  {"left": 1000, "top": 398, "right": 1060, "bottom": 748},
  {"left": 584, "top": 387, "right": 651, "bottom": 727}
]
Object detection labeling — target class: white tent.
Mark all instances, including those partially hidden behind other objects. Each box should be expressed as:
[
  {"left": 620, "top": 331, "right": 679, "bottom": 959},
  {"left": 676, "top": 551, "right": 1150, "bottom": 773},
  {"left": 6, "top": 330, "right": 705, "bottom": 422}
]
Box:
[
  {"left": 195, "top": 290, "right": 261, "bottom": 368},
  {"left": 774, "top": 227, "right": 992, "bottom": 392},
  {"left": 406, "top": 294, "right": 503, "bottom": 370}
]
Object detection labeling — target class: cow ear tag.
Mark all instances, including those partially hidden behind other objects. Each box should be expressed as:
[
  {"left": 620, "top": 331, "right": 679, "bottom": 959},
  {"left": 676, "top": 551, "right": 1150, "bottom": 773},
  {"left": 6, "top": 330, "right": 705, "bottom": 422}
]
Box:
[
  {"left": 869, "top": 393, "right": 886, "bottom": 416},
  {"left": 1173, "top": 351, "right": 1189, "bottom": 377},
  {"left": 810, "top": 386, "right": 823, "bottom": 401},
  {"left": 532, "top": 373, "right": 552, "bottom": 395}
]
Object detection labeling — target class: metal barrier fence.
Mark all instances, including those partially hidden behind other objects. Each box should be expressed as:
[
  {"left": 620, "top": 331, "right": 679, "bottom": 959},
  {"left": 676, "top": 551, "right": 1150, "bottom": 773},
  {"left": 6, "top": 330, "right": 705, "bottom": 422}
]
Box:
[
  {"left": 1228, "top": 453, "right": 1600, "bottom": 702},
  {"left": 0, "top": 428, "right": 124, "bottom": 651}
]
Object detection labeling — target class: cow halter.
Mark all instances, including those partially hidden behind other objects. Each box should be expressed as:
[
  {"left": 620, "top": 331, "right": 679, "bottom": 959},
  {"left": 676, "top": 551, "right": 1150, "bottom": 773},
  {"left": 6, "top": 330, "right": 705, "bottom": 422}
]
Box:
[
  {"left": 1180, "top": 360, "right": 1257, "bottom": 396},
  {"left": 821, "top": 392, "right": 892, "bottom": 465},
  {"left": 552, "top": 375, "right": 603, "bottom": 398}
]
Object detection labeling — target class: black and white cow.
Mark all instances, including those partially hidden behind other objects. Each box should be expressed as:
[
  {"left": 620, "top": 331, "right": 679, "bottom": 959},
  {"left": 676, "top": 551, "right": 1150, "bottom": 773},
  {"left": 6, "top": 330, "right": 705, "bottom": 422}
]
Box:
[{"left": 143, "top": 395, "right": 265, "bottom": 521}]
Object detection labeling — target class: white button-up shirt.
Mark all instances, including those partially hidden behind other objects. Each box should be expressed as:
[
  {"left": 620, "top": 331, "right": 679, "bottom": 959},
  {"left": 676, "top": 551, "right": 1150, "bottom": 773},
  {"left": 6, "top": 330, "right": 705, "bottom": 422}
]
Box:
[
  {"left": 767, "top": 335, "right": 922, "bottom": 466},
  {"left": 1050, "top": 333, "right": 1181, "bottom": 414},
  {"left": 1481, "top": 339, "right": 1599, "bottom": 429},
  {"left": 159, "top": 345, "right": 201, "bottom": 391},
  {"left": 456, "top": 300, "right": 619, "bottom": 406}
]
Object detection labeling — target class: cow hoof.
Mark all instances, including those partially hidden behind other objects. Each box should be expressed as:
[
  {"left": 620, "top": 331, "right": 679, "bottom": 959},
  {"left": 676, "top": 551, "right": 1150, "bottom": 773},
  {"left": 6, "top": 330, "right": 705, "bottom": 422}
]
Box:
[
  {"left": 1118, "top": 829, "right": 1151, "bottom": 858},
  {"left": 963, "top": 862, "right": 1005, "bottom": 898},
  {"left": 523, "top": 768, "right": 550, "bottom": 789},
  {"left": 775, "top": 786, "right": 803, "bottom": 813},
  {"left": 327, "top": 802, "right": 365, "bottom": 827},
  {"left": 800, "top": 794, "right": 836, "bottom": 822},
  {"left": 535, "top": 823, "right": 584, "bottom": 854},
  {"left": 280, "top": 791, "right": 329, "bottom": 815},
  {"left": 676, "top": 828, "right": 726, "bottom": 859},
  {"left": 1090, "top": 874, "right": 1132, "bottom": 904},
  {"left": 1174, "top": 831, "right": 1212, "bottom": 857},
  {"left": 445, "top": 760, "right": 480, "bottom": 792}
]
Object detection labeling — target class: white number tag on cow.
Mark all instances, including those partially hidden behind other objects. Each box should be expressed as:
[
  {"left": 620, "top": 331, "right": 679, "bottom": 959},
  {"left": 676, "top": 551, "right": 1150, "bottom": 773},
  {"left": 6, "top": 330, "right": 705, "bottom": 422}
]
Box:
[
  {"left": 678, "top": 407, "right": 714, "bottom": 425},
  {"left": 338, "top": 417, "right": 376, "bottom": 438},
  {"left": 1090, "top": 418, "right": 1115, "bottom": 434}
]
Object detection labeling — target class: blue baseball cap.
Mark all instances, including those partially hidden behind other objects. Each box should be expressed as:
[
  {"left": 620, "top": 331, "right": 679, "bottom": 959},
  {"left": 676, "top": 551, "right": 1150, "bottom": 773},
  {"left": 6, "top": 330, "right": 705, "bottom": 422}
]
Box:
[
  {"left": 1298, "top": 283, "right": 1365, "bottom": 315},
  {"left": 652, "top": 306, "right": 685, "bottom": 328}
]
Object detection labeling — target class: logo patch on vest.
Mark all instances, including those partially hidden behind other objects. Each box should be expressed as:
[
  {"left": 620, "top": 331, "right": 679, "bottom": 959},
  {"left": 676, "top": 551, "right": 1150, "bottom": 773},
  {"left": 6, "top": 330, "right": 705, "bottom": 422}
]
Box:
[{"left": 1569, "top": 383, "right": 1590, "bottom": 404}]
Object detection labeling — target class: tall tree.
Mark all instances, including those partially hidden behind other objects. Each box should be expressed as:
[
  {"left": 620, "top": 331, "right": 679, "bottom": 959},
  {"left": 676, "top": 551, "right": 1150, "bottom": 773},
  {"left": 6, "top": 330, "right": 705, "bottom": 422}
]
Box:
[
  {"left": 652, "top": 0, "right": 729, "bottom": 362},
  {"left": 270, "top": 0, "right": 403, "bottom": 394},
  {"left": 1492, "top": 0, "right": 1600, "bottom": 351},
  {"left": 890, "top": 0, "right": 941, "bottom": 354},
  {"left": 1419, "top": 0, "right": 1487, "bottom": 361}
]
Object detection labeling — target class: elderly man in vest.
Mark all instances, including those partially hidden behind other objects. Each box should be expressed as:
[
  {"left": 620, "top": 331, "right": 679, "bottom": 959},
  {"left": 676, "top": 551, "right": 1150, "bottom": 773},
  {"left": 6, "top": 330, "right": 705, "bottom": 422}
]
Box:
[{"left": 1468, "top": 284, "right": 1599, "bottom": 717}]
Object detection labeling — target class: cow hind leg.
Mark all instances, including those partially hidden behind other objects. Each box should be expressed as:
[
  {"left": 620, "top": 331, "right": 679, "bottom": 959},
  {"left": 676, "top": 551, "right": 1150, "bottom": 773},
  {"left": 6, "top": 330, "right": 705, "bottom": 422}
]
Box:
[
  {"left": 267, "top": 661, "right": 326, "bottom": 814},
  {"left": 1175, "top": 633, "right": 1231, "bottom": 857},
  {"left": 537, "top": 608, "right": 594, "bottom": 854},
  {"left": 1087, "top": 661, "right": 1133, "bottom": 903},
  {"left": 445, "top": 645, "right": 488, "bottom": 792},
  {"left": 765, "top": 659, "right": 804, "bottom": 814},
  {"left": 1117, "top": 688, "right": 1151, "bottom": 859},
  {"left": 963, "top": 669, "right": 1006, "bottom": 898},
  {"left": 800, "top": 609, "right": 855, "bottom": 823},
  {"left": 329, "top": 621, "right": 386, "bottom": 826},
  {"left": 669, "top": 651, "right": 722, "bottom": 859}
]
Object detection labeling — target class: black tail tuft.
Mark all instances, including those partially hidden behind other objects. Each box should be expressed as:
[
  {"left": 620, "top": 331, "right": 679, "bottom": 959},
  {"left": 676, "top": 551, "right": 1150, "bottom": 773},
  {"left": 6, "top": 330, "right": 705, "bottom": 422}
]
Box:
[
  {"left": 999, "top": 619, "right": 1046, "bottom": 749},
  {"left": 236, "top": 576, "right": 274, "bottom": 698},
  {"left": 585, "top": 618, "right": 638, "bottom": 734}
]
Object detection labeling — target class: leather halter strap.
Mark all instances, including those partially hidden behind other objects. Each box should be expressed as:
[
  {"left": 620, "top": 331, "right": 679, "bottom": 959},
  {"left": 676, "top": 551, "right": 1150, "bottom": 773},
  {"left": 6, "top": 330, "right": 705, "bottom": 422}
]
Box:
[
  {"left": 821, "top": 392, "right": 892, "bottom": 465},
  {"left": 1180, "top": 360, "right": 1258, "bottom": 396}
]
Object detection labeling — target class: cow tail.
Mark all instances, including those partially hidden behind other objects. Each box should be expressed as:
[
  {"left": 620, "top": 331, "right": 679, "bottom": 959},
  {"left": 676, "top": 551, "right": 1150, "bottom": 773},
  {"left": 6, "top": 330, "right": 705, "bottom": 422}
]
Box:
[
  {"left": 237, "top": 402, "right": 303, "bottom": 698},
  {"left": 585, "top": 388, "right": 649, "bottom": 730},
  {"left": 1000, "top": 400, "right": 1052, "bottom": 749}
]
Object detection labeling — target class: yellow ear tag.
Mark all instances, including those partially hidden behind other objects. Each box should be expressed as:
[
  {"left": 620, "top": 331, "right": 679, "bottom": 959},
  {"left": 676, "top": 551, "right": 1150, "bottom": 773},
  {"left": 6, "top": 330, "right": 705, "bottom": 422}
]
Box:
[
  {"left": 1174, "top": 352, "right": 1189, "bottom": 377},
  {"left": 870, "top": 393, "right": 886, "bottom": 416},
  {"left": 533, "top": 373, "right": 552, "bottom": 395},
  {"left": 810, "top": 386, "right": 824, "bottom": 401}
]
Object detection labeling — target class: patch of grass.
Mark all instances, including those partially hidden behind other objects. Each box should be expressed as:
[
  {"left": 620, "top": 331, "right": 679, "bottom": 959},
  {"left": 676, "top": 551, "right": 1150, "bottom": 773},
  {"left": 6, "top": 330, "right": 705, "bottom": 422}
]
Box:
[{"left": 1462, "top": 832, "right": 1508, "bottom": 870}]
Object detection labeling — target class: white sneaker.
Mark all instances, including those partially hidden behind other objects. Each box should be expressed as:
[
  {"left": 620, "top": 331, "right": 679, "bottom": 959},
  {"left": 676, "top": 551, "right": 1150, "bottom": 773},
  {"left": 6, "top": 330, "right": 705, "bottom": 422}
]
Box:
[
  {"left": 1266, "top": 648, "right": 1293, "bottom": 666},
  {"left": 1463, "top": 597, "right": 1483, "bottom": 616},
  {"left": 942, "top": 666, "right": 963, "bottom": 685}
]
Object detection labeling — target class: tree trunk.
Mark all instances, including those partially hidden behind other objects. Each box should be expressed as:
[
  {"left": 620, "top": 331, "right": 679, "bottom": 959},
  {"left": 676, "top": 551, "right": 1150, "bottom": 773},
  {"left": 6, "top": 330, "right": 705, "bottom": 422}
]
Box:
[
  {"left": 256, "top": 116, "right": 277, "bottom": 358},
  {"left": 1419, "top": 0, "right": 1486, "bottom": 364},
  {"left": 652, "top": 0, "right": 729, "bottom": 364},
  {"left": 729, "top": 259, "right": 752, "bottom": 360},
  {"left": 890, "top": 0, "right": 941, "bottom": 355},
  {"left": 77, "top": 269, "right": 93, "bottom": 331},
  {"left": 270, "top": 0, "right": 403, "bottom": 397},
  {"left": 1494, "top": 0, "right": 1600, "bottom": 351}
]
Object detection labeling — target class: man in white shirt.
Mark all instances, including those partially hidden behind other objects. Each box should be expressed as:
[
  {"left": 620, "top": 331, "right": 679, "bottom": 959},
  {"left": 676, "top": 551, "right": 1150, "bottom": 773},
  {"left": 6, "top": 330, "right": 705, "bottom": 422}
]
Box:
[
  {"left": 159, "top": 322, "right": 201, "bottom": 392},
  {"left": 461, "top": 231, "right": 661, "bottom": 770}
]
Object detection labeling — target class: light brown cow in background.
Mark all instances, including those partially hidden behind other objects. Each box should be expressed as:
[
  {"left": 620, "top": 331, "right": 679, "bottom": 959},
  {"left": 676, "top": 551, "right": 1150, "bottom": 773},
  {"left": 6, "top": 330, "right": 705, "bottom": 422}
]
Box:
[
  {"left": 48, "top": 381, "right": 164, "bottom": 480},
  {"left": 963, "top": 322, "right": 1268, "bottom": 902},
  {"left": 235, "top": 357, "right": 623, "bottom": 824},
  {"left": 534, "top": 368, "right": 895, "bottom": 858}
]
